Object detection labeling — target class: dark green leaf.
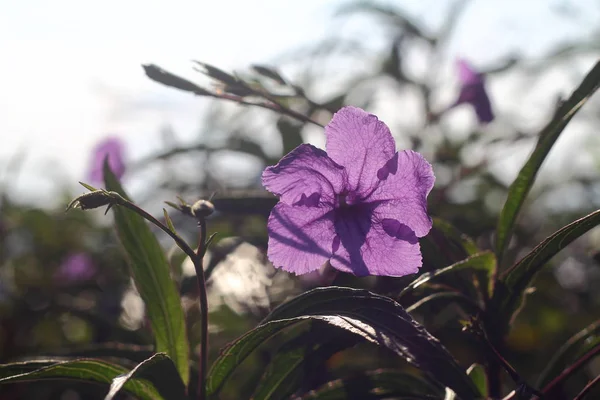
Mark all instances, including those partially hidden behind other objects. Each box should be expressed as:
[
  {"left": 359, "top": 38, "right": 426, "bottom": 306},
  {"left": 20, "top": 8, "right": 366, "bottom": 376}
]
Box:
[
  {"left": 294, "top": 369, "right": 441, "bottom": 399},
  {"left": 406, "top": 292, "right": 482, "bottom": 316},
  {"left": 0, "top": 359, "right": 161, "bottom": 399},
  {"left": 495, "top": 61, "right": 600, "bottom": 262},
  {"left": 207, "top": 318, "right": 300, "bottom": 396},
  {"left": 104, "top": 163, "right": 190, "bottom": 385},
  {"left": 143, "top": 64, "right": 210, "bottom": 96},
  {"left": 493, "top": 209, "right": 600, "bottom": 331},
  {"left": 277, "top": 117, "right": 305, "bottom": 155},
  {"left": 399, "top": 251, "right": 496, "bottom": 298},
  {"left": 444, "top": 363, "right": 487, "bottom": 400},
  {"left": 252, "top": 65, "right": 287, "bottom": 85},
  {"left": 466, "top": 364, "right": 487, "bottom": 398},
  {"left": 208, "top": 287, "right": 479, "bottom": 399},
  {"left": 432, "top": 218, "right": 480, "bottom": 256},
  {"left": 105, "top": 353, "right": 186, "bottom": 400},
  {"left": 251, "top": 322, "right": 359, "bottom": 400},
  {"left": 536, "top": 319, "right": 600, "bottom": 387}
]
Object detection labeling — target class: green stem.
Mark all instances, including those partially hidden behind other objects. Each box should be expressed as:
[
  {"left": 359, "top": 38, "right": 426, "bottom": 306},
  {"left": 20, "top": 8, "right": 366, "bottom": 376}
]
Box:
[{"left": 118, "top": 200, "right": 197, "bottom": 261}]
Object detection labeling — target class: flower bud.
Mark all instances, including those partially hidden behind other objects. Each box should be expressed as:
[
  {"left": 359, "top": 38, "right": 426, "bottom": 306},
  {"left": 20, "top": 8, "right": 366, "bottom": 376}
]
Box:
[{"left": 191, "top": 199, "right": 215, "bottom": 219}]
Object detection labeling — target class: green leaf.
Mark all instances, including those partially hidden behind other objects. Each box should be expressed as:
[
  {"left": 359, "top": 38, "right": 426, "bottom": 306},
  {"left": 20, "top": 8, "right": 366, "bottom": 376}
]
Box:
[
  {"left": 277, "top": 117, "right": 305, "bottom": 155},
  {"left": 251, "top": 322, "right": 359, "bottom": 400},
  {"left": 295, "top": 369, "right": 441, "bottom": 399},
  {"left": 536, "top": 319, "right": 600, "bottom": 388},
  {"left": 444, "top": 364, "right": 487, "bottom": 400},
  {"left": 0, "top": 359, "right": 161, "bottom": 399},
  {"left": 495, "top": 60, "right": 600, "bottom": 262},
  {"left": 406, "top": 292, "right": 482, "bottom": 316},
  {"left": 466, "top": 364, "right": 487, "bottom": 398},
  {"left": 105, "top": 353, "right": 186, "bottom": 400},
  {"left": 493, "top": 209, "right": 600, "bottom": 331},
  {"left": 103, "top": 163, "right": 190, "bottom": 385},
  {"left": 432, "top": 218, "right": 480, "bottom": 257},
  {"left": 398, "top": 251, "right": 496, "bottom": 298},
  {"left": 208, "top": 287, "right": 480, "bottom": 399}
]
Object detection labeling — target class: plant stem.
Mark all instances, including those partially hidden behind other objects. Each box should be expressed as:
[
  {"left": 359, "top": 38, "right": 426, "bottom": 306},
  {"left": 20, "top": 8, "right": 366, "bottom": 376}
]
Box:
[
  {"left": 573, "top": 373, "right": 600, "bottom": 400},
  {"left": 194, "top": 219, "right": 209, "bottom": 400},
  {"left": 118, "top": 200, "right": 197, "bottom": 261},
  {"left": 541, "top": 343, "right": 600, "bottom": 397}
]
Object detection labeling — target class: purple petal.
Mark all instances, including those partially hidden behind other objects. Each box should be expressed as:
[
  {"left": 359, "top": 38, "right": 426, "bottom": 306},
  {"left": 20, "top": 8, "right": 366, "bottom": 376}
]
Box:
[
  {"left": 88, "top": 137, "right": 126, "bottom": 183},
  {"left": 453, "top": 60, "right": 494, "bottom": 124},
  {"left": 366, "top": 150, "right": 435, "bottom": 237},
  {"left": 325, "top": 106, "right": 396, "bottom": 195},
  {"left": 262, "top": 144, "right": 346, "bottom": 207},
  {"left": 457, "top": 59, "right": 481, "bottom": 86},
  {"left": 330, "top": 206, "right": 422, "bottom": 277},
  {"left": 267, "top": 203, "right": 336, "bottom": 275}
]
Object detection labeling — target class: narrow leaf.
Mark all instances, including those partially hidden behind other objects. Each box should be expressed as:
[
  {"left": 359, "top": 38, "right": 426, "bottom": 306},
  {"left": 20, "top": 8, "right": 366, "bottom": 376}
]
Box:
[
  {"left": 537, "top": 319, "right": 600, "bottom": 387},
  {"left": 432, "top": 218, "right": 480, "bottom": 256},
  {"left": 495, "top": 60, "right": 600, "bottom": 262},
  {"left": 399, "top": 251, "right": 496, "bottom": 298},
  {"left": 103, "top": 163, "right": 190, "bottom": 385},
  {"left": 143, "top": 64, "right": 210, "bottom": 96},
  {"left": 251, "top": 323, "right": 359, "bottom": 400},
  {"left": 295, "top": 369, "right": 441, "bottom": 399},
  {"left": 105, "top": 353, "right": 186, "bottom": 400},
  {"left": 163, "top": 209, "right": 176, "bottom": 233},
  {"left": 0, "top": 359, "right": 161, "bottom": 400},
  {"left": 493, "top": 209, "right": 600, "bottom": 330},
  {"left": 208, "top": 287, "right": 480, "bottom": 399}
]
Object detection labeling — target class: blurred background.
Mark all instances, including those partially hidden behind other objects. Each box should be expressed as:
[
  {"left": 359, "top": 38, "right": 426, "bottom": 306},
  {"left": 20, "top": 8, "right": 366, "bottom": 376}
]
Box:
[{"left": 2, "top": 0, "right": 600, "bottom": 398}]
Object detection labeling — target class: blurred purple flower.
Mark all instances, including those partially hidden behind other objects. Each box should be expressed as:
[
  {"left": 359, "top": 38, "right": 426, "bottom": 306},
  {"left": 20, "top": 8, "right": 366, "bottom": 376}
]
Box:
[
  {"left": 262, "top": 106, "right": 435, "bottom": 277},
  {"left": 56, "top": 252, "right": 96, "bottom": 282},
  {"left": 449, "top": 60, "right": 494, "bottom": 123},
  {"left": 87, "top": 137, "right": 126, "bottom": 183}
]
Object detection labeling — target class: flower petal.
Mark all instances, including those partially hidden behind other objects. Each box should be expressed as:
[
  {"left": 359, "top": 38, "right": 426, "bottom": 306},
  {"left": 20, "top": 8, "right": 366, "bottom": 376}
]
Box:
[
  {"left": 366, "top": 150, "right": 435, "bottom": 237},
  {"left": 325, "top": 106, "right": 396, "bottom": 195},
  {"left": 267, "top": 202, "right": 336, "bottom": 275},
  {"left": 457, "top": 59, "right": 481, "bottom": 86},
  {"left": 88, "top": 137, "right": 126, "bottom": 183},
  {"left": 330, "top": 206, "right": 422, "bottom": 277},
  {"left": 454, "top": 60, "right": 494, "bottom": 124},
  {"left": 262, "top": 144, "right": 345, "bottom": 206}
]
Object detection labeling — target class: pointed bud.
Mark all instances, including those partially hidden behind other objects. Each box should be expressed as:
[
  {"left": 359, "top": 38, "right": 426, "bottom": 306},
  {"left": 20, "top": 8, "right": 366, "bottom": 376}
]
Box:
[{"left": 67, "top": 191, "right": 113, "bottom": 212}]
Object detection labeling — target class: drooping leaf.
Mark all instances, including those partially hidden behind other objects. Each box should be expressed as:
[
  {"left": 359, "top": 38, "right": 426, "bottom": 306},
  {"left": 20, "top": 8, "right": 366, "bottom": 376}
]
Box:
[
  {"left": 537, "top": 319, "right": 600, "bottom": 388},
  {"left": 251, "top": 322, "right": 360, "bottom": 400},
  {"left": 0, "top": 359, "right": 161, "bottom": 400},
  {"left": 208, "top": 287, "right": 479, "bottom": 399},
  {"left": 495, "top": 60, "right": 600, "bottom": 262},
  {"left": 294, "top": 369, "right": 441, "bottom": 399},
  {"left": 105, "top": 353, "right": 186, "bottom": 400},
  {"left": 492, "top": 208, "right": 600, "bottom": 332},
  {"left": 399, "top": 251, "right": 496, "bottom": 298},
  {"left": 103, "top": 163, "right": 190, "bottom": 385}
]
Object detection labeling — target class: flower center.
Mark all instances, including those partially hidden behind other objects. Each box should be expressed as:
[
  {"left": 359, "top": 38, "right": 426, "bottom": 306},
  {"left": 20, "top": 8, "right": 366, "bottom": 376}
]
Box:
[{"left": 337, "top": 193, "right": 350, "bottom": 208}]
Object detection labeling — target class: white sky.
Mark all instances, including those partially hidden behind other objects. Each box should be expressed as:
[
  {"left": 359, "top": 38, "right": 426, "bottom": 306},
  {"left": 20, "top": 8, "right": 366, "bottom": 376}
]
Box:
[{"left": 1, "top": 0, "right": 599, "bottom": 205}]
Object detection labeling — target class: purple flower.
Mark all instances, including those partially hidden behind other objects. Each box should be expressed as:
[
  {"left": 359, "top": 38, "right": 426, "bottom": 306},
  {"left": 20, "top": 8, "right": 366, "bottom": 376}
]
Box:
[
  {"left": 87, "top": 137, "right": 126, "bottom": 183},
  {"left": 262, "top": 106, "right": 435, "bottom": 277},
  {"left": 450, "top": 60, "right": 494, "bottom": 124},
  {"left": 56, "top": 252, "right": 96, "bottom": 282}
]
